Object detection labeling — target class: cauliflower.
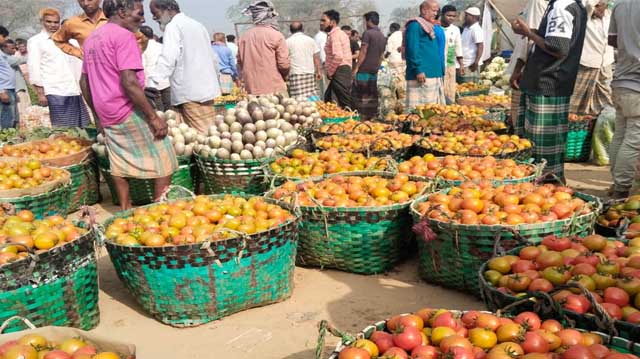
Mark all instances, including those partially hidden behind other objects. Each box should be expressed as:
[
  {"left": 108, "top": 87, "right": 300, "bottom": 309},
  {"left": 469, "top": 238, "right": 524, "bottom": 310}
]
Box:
[
  {"left": 484, "top": 71, "right": 497, "bottom": 80},
  {"left": 492, "top": 56, "right": 506, "bottom": 65},
  {"left": 485, "top": 63, "right": 499, "bottom": 72},
  {"left": 481, "top": 79, "right": 493, "bottom": 87},
  {"left": 502, "top": 74, "right": 511, "bottom": 82}
]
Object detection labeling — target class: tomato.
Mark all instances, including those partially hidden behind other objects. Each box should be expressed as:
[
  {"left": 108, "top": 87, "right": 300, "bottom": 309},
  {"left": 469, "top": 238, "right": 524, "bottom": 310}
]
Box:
[
  {"left": 461, "top": 311, "right": 480, "bottom": 328},
  {"left": 519, "top": 246, "right": 542, "bottom": 260},
  {"left": 496, "top": 323, "right": 523, "bottom": 343},
  {"left": 399, "top": 315, "right": 425, "bottom": 331},
  {"left": 558, "top": 329, "right": 583, "bottom": 346},
  {"left": 488, "top": 257, "right": 512, "bottom": 274},
  {"left": 411, "top": 345, "right": 438, "bottom": 359},
  {"left": 617, "top": 278, "right": 640, "bottom": 296},
  {"left": 574, "top": 254, "right": 600, "bottom": 266},
  {"left": 371, "top": 331, "right": 394, "bottom": 354},
  {"left": 445, "top": 347, "right": 475, "bottom": 359},
  {"left": 512, "top": 260, "right": 536, "bottom": 273},
  {"left": 473, "top": 346, "right": 488, "bottom": 359},
  {"left": 42, "top": 350, "right": 72, "bottom": 359},
  {"left": 505, "top": 274, "right": 532, "bottom": 292},
  {"left": 581, "top": 333, "right": 602, "bottom": 346},
  {"left": 388, "top": 315, "right": 403, "bottom": 331},
  {"left": 563, "top": 294, "right": 591, "bottom": 314},
  {"left": 394, "top": 327, "right": 424, "bottom": 351},
  {"left": 353, "top": 339, "right": 379, "bottom": 357},
  {"left": 432, "top": 311, "right": 458, "bottom": 329},
  {"left": 542, "top": 266, "right": 571, "bottom": 285},
  {"left": 601, "top": 303, "right": 623, "bottom": 320},
  {"left": 541, "top": 236, "right": 571, "bottom": 251},
  {"left": 572, "top": 263, "right": 597, "bottom": 276},
  {"left": 540, "top": 320, "right": 562, "bottom": 334},
  {"left": 431, "top": 327, "right": 456, "bottom": 345},
  {"left": 536, "top": 330, "right": 561, "bottom": 351},
  {"left": 551, "top": 203, "right": 573, "bottom": 219},
  {"left": 627, "top": 311, "right": 640, "bottom": 324},
  {"left": 596, "top": 261, "right": 620, "bottom": 276},
  {"left": 604, "top": 287, "right": 630, "bottom": 307},
  {"left": 528, "top": 278, "right": 553, "bottom": 292},
  {"left": 522, "top": 270, "right": 541, "bottom": 281},
  {"left": 535, "top": 251, "right": 564, "bottom": 270},
  {"left": 487, "top": 342, "right": 524, "bottom": 359},
  {"left": 469, "top": 328, "right": 498, "bottom": 349},
  {"left": 514, "top": 312, "right": 541, "bottom": 331},
  {"left": 476, "top": 313, "right": 501, "bottom": 331},
  {"left": 0, "top": 340, "right": 17, "bottom": 356},
  {"left": 440, "top": 335, "right": 473, "bottom": 353},
  {"left": 484, "top": 270, "right": 503, "bottom": 286},
  {"left": 562, "top": 344, "right": 595, "bottom": 359},
  {"left": 383, "top": 347, "right": 409, "bottom": 359},
  {"left": 414, "top": 308, "right": 437, "bottom": 323},
  {"left": 588, "top": 344, "right": 610, "bottom": 359},
  {"left": 521, "top": 331, "right": 549, "bottom": 354},
  {"left": 592, "top": 273, "right": 617, "bottom": 290},
  {"left": 2, "top": 345, "right": 37, "bottom": 359},
  {"left": 569, "top": 274, "right": 596, "bottom": 292}
]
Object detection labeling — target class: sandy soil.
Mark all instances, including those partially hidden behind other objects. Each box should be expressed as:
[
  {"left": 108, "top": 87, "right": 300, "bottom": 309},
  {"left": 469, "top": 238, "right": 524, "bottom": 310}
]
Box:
[{"left": 66, "top": 162, "right": 611, "bottom": 358}]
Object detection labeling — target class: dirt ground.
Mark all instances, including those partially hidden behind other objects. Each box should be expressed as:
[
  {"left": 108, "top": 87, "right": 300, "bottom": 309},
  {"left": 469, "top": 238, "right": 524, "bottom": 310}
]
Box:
[{"left": 69, "top": 162, "right": 612, "bottom": 358}]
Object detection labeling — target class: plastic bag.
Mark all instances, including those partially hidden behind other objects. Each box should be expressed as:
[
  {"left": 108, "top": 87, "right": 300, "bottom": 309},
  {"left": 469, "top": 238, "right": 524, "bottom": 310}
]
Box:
[{"left": 592, "top": 105, "right": 616, "bottom": 166}]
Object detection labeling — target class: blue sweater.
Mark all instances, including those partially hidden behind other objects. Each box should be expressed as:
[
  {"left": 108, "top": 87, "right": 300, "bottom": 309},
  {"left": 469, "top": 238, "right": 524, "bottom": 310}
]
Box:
[
  {"left": 405, "top": 21, "right": 446, "bottom": 80},
  {"left": 212, "top": 43, "right": 239, "bottom": 79}
]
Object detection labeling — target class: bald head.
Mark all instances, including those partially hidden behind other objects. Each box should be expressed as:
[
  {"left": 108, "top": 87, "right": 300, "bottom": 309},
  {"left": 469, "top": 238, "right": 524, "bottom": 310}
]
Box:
[
  {"left": 290, "top": 21, "right": 303, "bottom": 34},
  {"left": 213, "top": 32, "right": 226, "bottom": 42},
  {"left": 420, "top": 0, "right": 440, "bottom": 21}
]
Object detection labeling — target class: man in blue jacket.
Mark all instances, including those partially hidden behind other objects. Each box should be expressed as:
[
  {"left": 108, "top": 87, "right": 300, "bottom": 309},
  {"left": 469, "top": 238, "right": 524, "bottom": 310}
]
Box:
[{"left": 404, "top": 0, "right": 446, "bottom": 109}]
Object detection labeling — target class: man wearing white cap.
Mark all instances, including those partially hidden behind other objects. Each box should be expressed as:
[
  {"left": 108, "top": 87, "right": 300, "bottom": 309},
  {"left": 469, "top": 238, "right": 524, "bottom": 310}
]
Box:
[{"left": 459, "top": 6, "right": 484, "bottom": 83}]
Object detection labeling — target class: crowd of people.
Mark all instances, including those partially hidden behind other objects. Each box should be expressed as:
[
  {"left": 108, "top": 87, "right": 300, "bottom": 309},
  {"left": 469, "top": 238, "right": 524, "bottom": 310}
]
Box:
[{"left": 0, "top": 0, "right": 638, "bottom": 207}]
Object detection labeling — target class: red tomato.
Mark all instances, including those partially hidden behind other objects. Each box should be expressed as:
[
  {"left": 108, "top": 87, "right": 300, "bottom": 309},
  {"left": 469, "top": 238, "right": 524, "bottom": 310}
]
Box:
[
  {"left": 600, "top": 303, "right": 623, "bottom": 320},
  {"left": 393, "top": 327, "right": 423, "bottom": 351},
  {"left": 519, "top": 246, "right": 541, "bottom": 260},
  {"left": 410, "top": 345, "right": 438, "bottom": 359},
  {"left": 440, "top": 335, "right": 473, "bottom": 353},
  {"left": 514, "top": 312, "right": 541, "bottom": 331},
  {"left": 541, "top": 235, "right": 571, "bottom": 251},
  {"left": 561, "top": 345, "right": 595, "bottom": 359},
  {"left": 563, "top": 294, "right": 591, "bottom": 314},
  {"left": 528, "top": 278, "right": 553, "bottom": 292},
  {"left": 476, "top": 313, "right": 501, "bottom": 331},
  {"left": 572, "top": 263, "right": 597, "bottom": 276},
  {"left": 574, "top": 255, "right": 600, "bottom": 266},
  {"left": 588, "top": 344, "right": 610, "bottom": 359},
  {"left": 43, "top": 350, "right": 72, "bottom": 359},
  {"left": 371, "top": 331, "right": 394, "bottom": 354},
  {"left": 383, "top": 347, "right": 409, "bottom": 359},
  {"left": 512, "top": 260, "right": 537, "bottom": 273},
  {"left": 558, "top": 329, "right": 583, "bottom": 347},
  {"left": 399, "top": 315, "right": 425, "bottom": 331},
  {"left": 627, "top": 311, "right": 640, "bottom": 324},
  {"left": 540, "top": 320, "right": 562, "bottom": 334},
  {"left": 603, "top": 287, "right": 630, "bottom": 307},
  {"left": 461, "top": 311, "right": 480, "bottom": 328},
  {"left": 535, "top": 251, "right": 564, "bottom": 270},
  {"left": 432, "top": 312, "right": 458, "bottom": 329},
  {"left": 445, "top": 347, "right": 475, "bottom": 359},
  {"left": 521, "top": 331, "right": 549, "bottom": 354}
]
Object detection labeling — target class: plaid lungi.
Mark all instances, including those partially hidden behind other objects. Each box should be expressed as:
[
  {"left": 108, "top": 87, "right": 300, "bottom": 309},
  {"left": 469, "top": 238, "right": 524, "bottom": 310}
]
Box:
[
  {"left": 406, "top": 77, "right": 446, "bottom": 109},
  {"left": 219, "top": 74, "right": 234, "bottom": 95},
  {"left": 511, "top": 90, "right": 522, "bottom": 133},
  {"left": 352, "top": 72, "right": 379, "bottom": 120},
  {"left": 517, "top": 93, "right": 570, "bottom": 179},
  {"left": 569, "top": 65, "right": 613, "bottom": 116},
  {"left": 47, "top": 95, "right": 90, "bottom": 128},
  {"left": 288, "top": 73, "right": 318, "bottom": 99},
  {"left": 104, "top": 111, "right": 178, "bottom": 179},
  {"left": 178, "top": 100, "right": 215, "bottom": 134}
]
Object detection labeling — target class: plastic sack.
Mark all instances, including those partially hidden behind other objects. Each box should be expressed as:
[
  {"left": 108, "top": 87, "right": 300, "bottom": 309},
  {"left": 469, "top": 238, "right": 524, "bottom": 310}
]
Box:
[{"left": 592, "top": 105, "right": 616, "bottom": 166}]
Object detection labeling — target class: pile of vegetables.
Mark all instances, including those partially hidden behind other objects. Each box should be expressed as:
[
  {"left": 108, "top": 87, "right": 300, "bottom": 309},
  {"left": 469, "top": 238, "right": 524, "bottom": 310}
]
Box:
[
  {"left": 268, "top": 148, "right": 387, "bottom": 178},
  {"left": 315, "top": 132, "right": 419, "bottom": 153},
  {"left": 593, "top": 107, "right": 615, "bottom": 166},
  {"left": 597, "top": 196, "right": 640, "bottom": 230},
  {"left": 0, "top": 333, "right": 122, "bottom": 359},
  {"left": 315, "top": 102, "right": 357, "bottom": 119},
  {"left": 480, "top": 56, "right": 510, "bottom": 90},
  {"left": 415, "top": 104, "right": 487, "bottom": 118},
  {"left": 398, "top": 155, "right": 535, "bottom": 181},
  {"left": 410, "top": 115, "right": 507, "bottom": 135},
  {"left": 417, "top": 131, "right": 532, "bottom": 157}
]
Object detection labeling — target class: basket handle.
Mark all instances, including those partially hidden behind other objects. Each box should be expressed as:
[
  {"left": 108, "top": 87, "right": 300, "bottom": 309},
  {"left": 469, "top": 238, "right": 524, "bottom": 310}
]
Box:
[
  {"left": 555, "top": 282, "right": 618, "bottom": 337},
  {"left": 366, "top": 137, "right": 395, "bottom": 157},
  {"left": 323, "top": 123, "right": 344, "bottom": 134},
  {"left": 491, "top": 226, "right": 528, "bottom": 257},
  {"left": 496, "top": 289, "right": 570, "bottom": 326},
  {"left": 434, "top": 167, "right": 469, "bottom": 183},
  {"left": 0, "top": 316, "right": 36, "bottom": 333},
  {"left": 203, "top": 228, "right": 250, "bottom": 263},
  {"left": 533, "top": 159, "right": 548, "bottom": 178},
  {"left": 534, "top": 172, "right": 566, "bottom": 186},
  {"left": 367, "top": 156, "right": 398, "bottom": 174},
  {"left": 497, "top": 139, "right": 521, "bottom": 157},
  {"left": 159, "top": 185, "right": 197, "bottom": 202},
  {"left": 352, "top": 122, "right": 374, "bottom": 134},
  {"left": 316, "top": 320, "right": 356, "bottom": 359}
]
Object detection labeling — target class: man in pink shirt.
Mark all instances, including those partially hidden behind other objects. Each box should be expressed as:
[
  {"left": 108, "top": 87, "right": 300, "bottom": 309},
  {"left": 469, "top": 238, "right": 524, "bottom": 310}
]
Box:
[
  {"left": 238, "top": 1, "right": 290, "bottom": 96},
  {"left": 80, "top": 0, "right": 177, "bottom": 210},
  {"left": 321, "top": 9, "right": 353, "bottom": 109}
]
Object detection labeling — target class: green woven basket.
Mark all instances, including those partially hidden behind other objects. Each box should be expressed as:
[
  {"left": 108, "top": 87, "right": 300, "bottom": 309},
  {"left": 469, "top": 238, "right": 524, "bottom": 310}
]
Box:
[
  {"left": 0, "top": 226, "right": 99, "bottom": 333},
  {"left": 413, "top": 138, "right": 535, "bottom": 162},
  {"left": 0, "top": 181, "right": 71, "bottom": 219},
  {"left": 194, "top": 153, "right": 274, "bottom": 195},
  {"left": 456, "top": 88, "right": 490, "bottom": 98},
  {"left": 97, "top": 154, "right": 195, "bottom": 206},
  {"left": 322, "top": 115, "right": 360, "bottom": 124},
  {"left": 102, "top": 195, "right": 299, "bottom": 327},
  {"left": 266, "top": 171, "right": 433, "bottom": 275},
  {"left": 63, "top": 156, "right": 100, "bottom": 213},
  {"left": 566, "top": 117, "right": 596, "bottom": 162},
  {"left": 410, "top": 190, "right": 601, "bottom": 297}
]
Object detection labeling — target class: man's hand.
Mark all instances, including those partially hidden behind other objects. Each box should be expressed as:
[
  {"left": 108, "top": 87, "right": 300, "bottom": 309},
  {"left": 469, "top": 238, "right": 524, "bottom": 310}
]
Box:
[
  {"left": 511, "top": 18, "right": 531, "bottom": 37},
  {"left": 315, "top": 72, "right": 322, "bottom": 81},
  {"left": 470, "top": 62, "right": 479, "bottom": 72},
  {"left": 416, "top": 73, "right": 427, "bottom": 85},
  {"left": 509, "top": 71, "right": 522, "bottom": 90},
  {"left": 0, "top": 91, "right": 10, "bottom": 104},
  {"left": 352, "top": 68, "right": 358, "bottom": 78},
  {"left": 458, "top": 67, "right": 465, "bottom": 76},
  {"left": 37, "top": 94, "right": 48, "bottom": 107},
  {"left": 147, "top": 114, "right": 168, "bottom": 140}
]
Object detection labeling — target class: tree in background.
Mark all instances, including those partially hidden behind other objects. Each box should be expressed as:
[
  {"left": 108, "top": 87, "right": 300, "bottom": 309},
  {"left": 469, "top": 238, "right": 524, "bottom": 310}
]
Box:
[
  {"left": 389, "top": 6, "right": 415, "bottom": 25},
  {"left": 0, "top": 0, "right": 79, "bottom": 38}
]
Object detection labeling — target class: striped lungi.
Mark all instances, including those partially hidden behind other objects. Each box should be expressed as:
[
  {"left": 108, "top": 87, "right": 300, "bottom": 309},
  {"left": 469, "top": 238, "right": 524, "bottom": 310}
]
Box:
[
  {"left": 511, "top": 89, "right": 522, "bottom": 132},
  {"left": 406, "top": 77, "right": 446, "bottom": 110},
  {"left": 443, "top": 66, "right": 457, "bottom": 104},
  {"left": 288, "top": 73, "right": 318, "bottom": 99},
  {"left": 569, "top": 65, "right": 613, "bottom": 116},
  {"left": 178, "top": 100, "right": 215, "bottom": 134},
  {"left": 46, "top": 95, "right": 90, "bottom": 128},
  {"left": 219, "top": 74, "right": 234, "bottom": 95},
  {"left": 517, "top": 93, "right": 570, "bottom": 179},
  {"left": 104, "top": 111, "right": 178, "bottom": 179},
  {"left": 352, "top": 72, "right": 379, "bottom": 120}
]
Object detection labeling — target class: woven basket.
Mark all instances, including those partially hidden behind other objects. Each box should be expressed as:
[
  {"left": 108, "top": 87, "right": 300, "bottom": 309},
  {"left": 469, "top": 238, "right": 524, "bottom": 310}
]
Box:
[
  {"left": 457, "top": 88, "right": 490, "bottom": 98},
  {"left": 410, "top": 190, "right": 601, "bottom": 297},
  {"left": 2, "top": 136, "right": 94, "bottom": 167},
  {"left": 63, "top": 155, "right": 100, "bottom": 213},
  {"left": 97, "top": 154, "right": 195, "bottom": 206},
  {"left": 195, "top": 153, "right": 274, "bottom": 195},
  {"left": 0, "top": 224, "right": 99, "bottom": 333},
  {"left": 413, "top": 138, "right": 534, "bottom": 162},
  {"left": 566, "top": 117, "right": 596, "bottom": 162},
  {"left": 0, "top": 179, "right": 71, "bottom": 219},
  {"left": 322, "top": 115, "right": 360, "bottom": 124},
  {"left": 266, "top": 171, "right": 433, "bottom": 275},
  {"left": 479, "top": 248, "right": 640, "bottom": 341},
  {"left": 102, "top": 195, "right": 299, "bottom": 327}
]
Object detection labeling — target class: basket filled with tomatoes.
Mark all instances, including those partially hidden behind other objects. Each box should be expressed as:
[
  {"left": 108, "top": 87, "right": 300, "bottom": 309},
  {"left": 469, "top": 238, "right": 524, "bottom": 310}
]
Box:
[
  {"left": 414, "top": 131, "right": 534, "bottom": 161},
  {"left": 0, "top": 208, "right": 99, "bottom": 333},
  {"left": 377, "top": 113, "right": 420, "bottom": 132},
  {"left": 314, "top": 132, "right": 420, "bottom": 162},
  {"left": 315, "top": 102, "right": 360, "bottom": 124},
  {"left": 322, "top": 308, "right": 640, "bottom": 359},
  {"left": 267, "top": 172, "right": 432, "bottom": 274},
  {"left": 456, "top": 82, "right": 491, "bottom": 98},
  {"left": 101, "top": 193, "right": 299, "bottom": 327},
  {"left": 414, "top": 104, "right": 488, "bottom": 120},
  {"left": 312, "top": 120, "right": 396, "bottom": 139},
  {"left": 398, "top": 154, "right": 545, "bottom": 187},
  {"left": 596, "top": 197, "right": 640, "bottom": 238},
  {"left": 479, "top": 234, "right": 640, "bottom": 341},
  {"left": 407, "top": 113, "right": 508, "bottom": 136},
  {"left": 0, "top": 317, "right": 135, "bottom": 359},
  {"left": 410, "top": 182, "right": 601, "bottom": 296}
]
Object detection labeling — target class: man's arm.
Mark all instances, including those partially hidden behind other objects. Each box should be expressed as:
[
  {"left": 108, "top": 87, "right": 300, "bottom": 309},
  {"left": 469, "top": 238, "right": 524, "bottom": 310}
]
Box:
[
  {"left": 52, "top": 22, "right": 83, "bottom": 59},
  {"left": 313, "top": 52, "right": 322, "bottom": 81},
  {"left": 509, "top": 58, "right": 526, "bottom": 90},
  {"left": 4, "top": 55, "right": 27, "bottom": 68},
  {"left": 353, "top": 43, "right": 368, "bottom": 75},
  {"left": 79, "top": 73, "right": 100, "bottom": 131},
  {"left": 405, "top": 22, "right": 425, "bottom": 82},
  {"left": 120, "top": 70, "right": 167, "bottom": 139},
  {"left": 608, "top": 7, "right": 618, "bottom": 49},
  {"left": 228, "top": 50, "right": 239, "bottom": 80},
  {"left": 275, "top": 35, "right": 290, "bottom": 80},
  {"left": 471, "top": 42, "right": 484, "bottom": 71},
  {"left": 27, "top": 38, "right": 43, "bottom": 87}
]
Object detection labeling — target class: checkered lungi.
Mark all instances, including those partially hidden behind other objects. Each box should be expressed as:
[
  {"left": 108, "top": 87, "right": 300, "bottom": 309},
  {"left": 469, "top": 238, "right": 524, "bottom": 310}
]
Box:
[
  {"left": 178, "top": 100, "right": 215, "bottom": 134},
  {"left": 570, "top": 65, "right": 613, "bottom": 116},
  {"left": 352, "top": 72, "right": 379, "bottom": 120},
  {"left": 219, "top": 74, "right": 234, "bottom": 95},
  {"left": 104, "top": 111, "right": 178, "bottom": 179},
  {"left": 511, "top": 89, "right": 522, "bottom": 132},
  {"left": 47, "top": 95, "right": 91, "bottom": 128},
  {"left": 288, "top": 73, "right": 318, "bottom": 99},
  {"left": 406, "top": 77, "right": 446, "bottom": 110},
  {"left": 517, "top": 93, "right": 570, "bottom": 179}
]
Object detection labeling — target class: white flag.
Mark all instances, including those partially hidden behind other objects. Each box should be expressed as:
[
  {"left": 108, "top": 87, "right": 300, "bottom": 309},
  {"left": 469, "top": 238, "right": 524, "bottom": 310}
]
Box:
[{"left": 481, "top": 0, "right": 493, "bottom": 62}]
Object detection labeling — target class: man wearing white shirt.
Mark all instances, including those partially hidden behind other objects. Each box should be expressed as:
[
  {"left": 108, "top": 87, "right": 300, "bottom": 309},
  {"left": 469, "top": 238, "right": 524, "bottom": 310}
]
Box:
[
  {"left": 226, "top": 34, "right": 238, "bottom": 65},
  {"left": 140, "top": 26, "right": 171, "bottom": 111},
  {"left": 27, "top": 8, "right": 90, "bottom": 127},
  {"left": 441, "top": 5, "right": 464, "bottom": 104},
  {"left": 314, "top": 29, "right": 328, "bottom": 95},
  {"left": 286, "top": 22, "right": 321, "bottom": 99},
  {"left": 569, "top": 0, "right": 614, "bottom": 116},
  {"left": 459, "top": 7, "right": 484, "bottom": 83},
  {"left": 148, "top": 0, "right": 221, "bottom": 134}
]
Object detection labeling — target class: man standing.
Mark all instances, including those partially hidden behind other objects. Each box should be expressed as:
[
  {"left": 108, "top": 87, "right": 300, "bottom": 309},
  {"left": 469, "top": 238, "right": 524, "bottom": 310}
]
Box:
[
  {"left": 322, "top": 10, "right": 352, "bottom": 109},
  {"left": 441, "top": 5, "right": 464, "bottom": 104},
  {"left": 148, "top": 0, "right": 221, "bottom": 134},
  {"left": 0, "top": 26, "right": 17, "bottom": 129},
  {"left": 81, "top": 0, "right": 177, "bottom": 210},
  {"left": 53, "top": 0, "right": 107, "bottom": 59},
  {"left": 226, "top": 34, "right": 238, "bottom": 64},
  {"left": 1, "top": 40, "right": 29, "bottom": 121},
  {"left": 341, "top": 26, "right": 360, "bottom": 68},
  {"left": 28, "top": 8, "right": 90, "bottom": 127},
  {"left": 212, "top": 33, "right": 238, "bottom": 95},
  {"left": 286, "top": 22, "right": 321, "bottom": 100},
  {"left": 570, "top": 0, "right": 614, "bottom": 116},
  {"left": 459, "top": 7, "right": 484, "bottom": 84},
  {"left": 511, "top": 0, "right": 587, "bottom": 180},
  {"left": 139, "top": 25, "right": 170, "bottom": 111},
  {"left": 352, "top": 11, "right": 386, "bottom": 120},
  {"left": 314, "top": 28, "right": 328, "bottom": 95},
  {"left": 237, "top": 1, "right": 290, "bottom": 97},
  {"left": 404, "top": 0, "right": 446, "bottom": 109},
  {"left": 608, "top": 0, "right": 640, "bottom": 198},
  {"left": 379, "top": 22, "right": 405, "bottom": 116}
]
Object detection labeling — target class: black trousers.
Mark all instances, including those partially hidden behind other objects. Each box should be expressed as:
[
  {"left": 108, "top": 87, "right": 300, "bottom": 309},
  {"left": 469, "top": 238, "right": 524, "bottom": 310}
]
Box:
[{"left": 324, "top": 65, "right": 353, "bottom": 109}]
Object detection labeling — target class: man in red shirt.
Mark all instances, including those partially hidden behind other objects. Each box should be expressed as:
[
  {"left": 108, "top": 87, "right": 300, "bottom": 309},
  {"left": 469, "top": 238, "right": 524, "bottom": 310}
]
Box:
[{"left": 321, "top": 9, "right": 352, "bottom": 109}]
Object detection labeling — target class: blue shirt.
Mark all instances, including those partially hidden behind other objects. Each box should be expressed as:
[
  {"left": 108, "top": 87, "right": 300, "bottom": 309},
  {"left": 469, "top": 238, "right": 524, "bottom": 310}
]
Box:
[
  {"left": 0, "top": 56, "right": 15, "bottom": 90},
  {"left": 405, "top": 21, "right": 446, "bottom": 80},
  {"left": 211, "top": 43, "right": 238, "bottom": 79}
]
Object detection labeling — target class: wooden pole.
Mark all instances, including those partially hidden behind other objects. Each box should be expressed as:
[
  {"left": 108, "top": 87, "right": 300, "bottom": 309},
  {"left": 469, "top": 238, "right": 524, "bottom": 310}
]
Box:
[{"left": 485, "top": 0, "right": 515, "bottom": 49}]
